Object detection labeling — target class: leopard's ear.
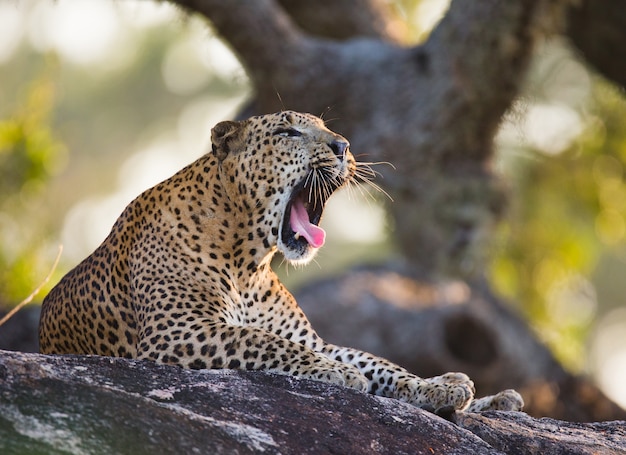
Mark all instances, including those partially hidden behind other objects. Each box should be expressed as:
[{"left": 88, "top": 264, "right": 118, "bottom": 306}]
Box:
[{"left": 211, "top": 120, "right": 247, "bottom": 161}]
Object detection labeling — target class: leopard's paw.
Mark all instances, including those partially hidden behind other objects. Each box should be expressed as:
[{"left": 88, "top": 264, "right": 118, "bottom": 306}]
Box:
[
  {"left": 467, "top": 389, "right": 524, "bottom": 412},
  {"left": 340, "top": 364, "right": 369, "bottom": 392},
  {"left": 396, "top": 376, "right": 474, "bottom": 412}
]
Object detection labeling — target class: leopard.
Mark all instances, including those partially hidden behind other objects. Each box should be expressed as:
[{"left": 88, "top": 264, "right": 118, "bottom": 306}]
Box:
[{"left": 39, "top": 110, "right": 523, "bottom": 414}]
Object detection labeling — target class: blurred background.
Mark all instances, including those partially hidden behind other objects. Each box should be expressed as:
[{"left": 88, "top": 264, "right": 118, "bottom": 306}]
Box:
[{"left": 1, "top": 0, "right": 625, "bottom": 410}]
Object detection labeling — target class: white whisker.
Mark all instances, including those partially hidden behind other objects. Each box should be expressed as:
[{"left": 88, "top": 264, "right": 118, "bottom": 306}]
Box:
[{"left": 349, "top": 160, "right": 394, "bottom": 202}]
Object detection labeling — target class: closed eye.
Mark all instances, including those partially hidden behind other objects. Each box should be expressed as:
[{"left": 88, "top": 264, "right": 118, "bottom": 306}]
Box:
[{"left": 273, "top": 127, "right": 302, "bottom": 138}]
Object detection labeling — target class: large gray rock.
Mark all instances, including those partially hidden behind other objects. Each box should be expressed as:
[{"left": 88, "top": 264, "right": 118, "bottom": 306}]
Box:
[
  {"left": 455, "top": 412, "right": 626, "bottom": 455},
  {"left": 0, "top": 350, "right": 624, "bottom": 454}
]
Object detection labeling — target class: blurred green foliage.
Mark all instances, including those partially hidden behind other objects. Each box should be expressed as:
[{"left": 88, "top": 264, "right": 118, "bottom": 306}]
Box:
[
  {"left": 0, "top": 66, "right": 64, "bottom": 195},
  {"left": 490, "top": 80, "right": 626, "bottom": 371},
  {"left": 0, "top": 59, "right": 67, "bottom": 304},
  {"left": 0, "top": 4, "right": 249, "bottom": 306}
]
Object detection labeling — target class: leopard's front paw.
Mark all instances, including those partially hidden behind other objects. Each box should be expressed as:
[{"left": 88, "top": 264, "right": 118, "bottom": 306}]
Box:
[
  {"left": 340, "top": 364, "right": 369, "bottom": 392},
  {"left": 467, "top": 389, "right": 524, "bottom": 412},
  {"left": 396, "top": 376, "right": 474, "bottom": 412}
]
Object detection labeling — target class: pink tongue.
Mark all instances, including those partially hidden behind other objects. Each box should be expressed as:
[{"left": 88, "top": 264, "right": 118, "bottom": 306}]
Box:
[{"left": 290, "top": 199, "right": 326, "bottom": 248}]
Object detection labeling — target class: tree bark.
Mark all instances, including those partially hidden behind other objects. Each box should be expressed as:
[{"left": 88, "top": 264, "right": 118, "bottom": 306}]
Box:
[{"left": 277, "top": 0, "right": 404, "bottom": 43}]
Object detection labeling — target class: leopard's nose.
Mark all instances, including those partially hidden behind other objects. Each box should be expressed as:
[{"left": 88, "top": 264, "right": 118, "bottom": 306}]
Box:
[{"left": 329, "top": 139, "right": 349, "bottom": 160}]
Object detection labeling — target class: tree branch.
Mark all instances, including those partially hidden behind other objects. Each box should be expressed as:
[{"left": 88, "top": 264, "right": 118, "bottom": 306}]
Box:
[
  {"left": 423, "top": 0, "right": 543, "bottom": 162},
  {"left": 173, "top": 0, "right": 304, "bottom": 79},
  {"left": 277, "top": 0, "right": 404, "bottom": 42}
]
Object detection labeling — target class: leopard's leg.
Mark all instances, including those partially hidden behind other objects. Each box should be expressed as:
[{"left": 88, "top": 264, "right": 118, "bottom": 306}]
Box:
[
  {"left": 136, "top": 322, "right": 368, "bottom": 391},
  {"left": 322, "top": 344, "right": 524, "bottom": 412},
  {"left": 321, "top": 344, "right": 474, "bottom": 412},
  {"left": 257, "top": 284, "right": 472, "bottom": 410}
]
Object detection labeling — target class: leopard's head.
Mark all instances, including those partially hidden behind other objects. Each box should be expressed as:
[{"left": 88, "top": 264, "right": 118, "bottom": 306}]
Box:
[{"left": 211, "top": 111, "right": 356, "bottom": 265}]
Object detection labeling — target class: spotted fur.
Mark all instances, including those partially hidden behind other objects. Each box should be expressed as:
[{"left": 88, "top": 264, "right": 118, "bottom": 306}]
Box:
[{"left": 39, "top": 111, "right": 522, "bottom": 413}]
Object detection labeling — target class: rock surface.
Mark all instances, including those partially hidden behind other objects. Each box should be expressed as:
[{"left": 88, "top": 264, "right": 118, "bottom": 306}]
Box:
[
  {"left": 1, "top": 351, "right": 624, "bottom": 454},
  {"left": 455, "top": 412, "right": 626, "bottom": 454}
]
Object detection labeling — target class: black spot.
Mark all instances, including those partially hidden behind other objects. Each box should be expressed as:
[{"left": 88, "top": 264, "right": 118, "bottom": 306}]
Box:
[{"left": 189, "top": 359, "right": 207, "bottom": 369}]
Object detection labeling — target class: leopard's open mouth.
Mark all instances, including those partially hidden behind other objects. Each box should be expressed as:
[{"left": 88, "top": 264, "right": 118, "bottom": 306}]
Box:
[{"left": 280, "top": 173, "right": 338, "bottom": 259}]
